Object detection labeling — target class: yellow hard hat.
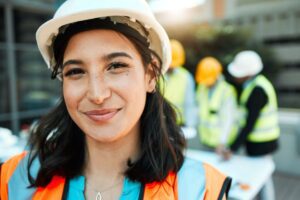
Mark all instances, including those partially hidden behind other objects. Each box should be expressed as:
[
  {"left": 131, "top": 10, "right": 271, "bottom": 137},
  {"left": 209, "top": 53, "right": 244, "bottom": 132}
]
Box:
[
  {"left": 195, "top": 57, "right": 222, "bottom": 86},
  {"left": 170, "top": 39, "right": 185, "bottom": 68}
]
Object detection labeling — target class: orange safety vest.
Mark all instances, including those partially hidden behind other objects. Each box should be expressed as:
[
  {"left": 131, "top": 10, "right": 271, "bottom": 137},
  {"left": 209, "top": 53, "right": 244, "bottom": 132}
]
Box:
[{"left": 1, "top": 153, "right": 231, "bottom": 200}]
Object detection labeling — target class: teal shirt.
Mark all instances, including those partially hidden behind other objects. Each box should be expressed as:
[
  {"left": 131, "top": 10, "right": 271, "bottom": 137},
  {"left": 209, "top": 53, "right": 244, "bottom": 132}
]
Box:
[
  {"left": 66, "top": 157, "right": 206, "bottom": 200},
  {"left": 67, "top": 176, "right": 141, "bottom": 200}
]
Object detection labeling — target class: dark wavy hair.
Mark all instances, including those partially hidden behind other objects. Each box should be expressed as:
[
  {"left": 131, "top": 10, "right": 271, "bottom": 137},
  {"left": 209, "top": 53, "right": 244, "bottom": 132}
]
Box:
[{"left": 28, "top": 18, "right": 186, "bottom": 187}]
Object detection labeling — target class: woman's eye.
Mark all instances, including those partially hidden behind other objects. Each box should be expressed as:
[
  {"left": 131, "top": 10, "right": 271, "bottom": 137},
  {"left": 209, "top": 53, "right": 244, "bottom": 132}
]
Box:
[
  {"left": 108, "top": 62, "right": 129, "bottom": 72},
  {"left": 64, "top": 68, "right": 84, "bottom": 77}
]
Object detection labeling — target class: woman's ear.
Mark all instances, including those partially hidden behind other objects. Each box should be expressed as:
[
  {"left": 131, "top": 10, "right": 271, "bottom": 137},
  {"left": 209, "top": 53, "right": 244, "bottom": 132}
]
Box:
[{"left": 145, "top": 58, "right": 159, "bottom": 93}]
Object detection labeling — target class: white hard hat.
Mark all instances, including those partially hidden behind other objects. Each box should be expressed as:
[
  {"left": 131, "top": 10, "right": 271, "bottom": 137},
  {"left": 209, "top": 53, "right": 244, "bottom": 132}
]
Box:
[
  {"left": 228, "top": 50, "right": 263, "bottom": 78},
  {"left": 36, "top": 0, "right": 171, "bottom": 76}
]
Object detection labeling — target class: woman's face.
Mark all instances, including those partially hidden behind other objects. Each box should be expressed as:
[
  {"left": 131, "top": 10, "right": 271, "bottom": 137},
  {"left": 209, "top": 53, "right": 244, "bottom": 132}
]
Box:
[{"left": 62, "top": 29, "right": 155, "bottom": 143}]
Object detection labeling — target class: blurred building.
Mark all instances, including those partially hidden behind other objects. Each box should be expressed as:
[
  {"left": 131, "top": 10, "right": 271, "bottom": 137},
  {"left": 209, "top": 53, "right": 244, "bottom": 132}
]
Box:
[
  {"left": 153, "top": 0, "right": 300, "bottom": 109},
  {"left": 150, "top": 0, "right": 300, "bottom": 176},
  {"left": 221, "top": 0, "right": 300, "bottom": 109},
  {"left": 0, "top": 0, "right": 59, "bottom": 134},
  {"left": 214, "top": 2, "right": 300, "bottom": 176}
]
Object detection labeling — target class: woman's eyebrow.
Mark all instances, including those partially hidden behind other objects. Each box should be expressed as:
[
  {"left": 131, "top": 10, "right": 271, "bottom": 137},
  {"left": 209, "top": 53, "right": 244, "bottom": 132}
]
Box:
[
  {"left": 62, "top": 59, "right": 83, "bottom": 69},
  {"left": 105, "top": 52, "right": 133, "bottom": 61},
  {"left": 62, "top": 52, "right": 132, "bottom": 68}
]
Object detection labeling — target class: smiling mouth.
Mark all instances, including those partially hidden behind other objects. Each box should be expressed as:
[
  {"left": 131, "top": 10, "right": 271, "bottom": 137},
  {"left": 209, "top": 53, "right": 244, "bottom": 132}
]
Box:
[{"left": 84, "top": 109, "right": 120, "bottom": 122}]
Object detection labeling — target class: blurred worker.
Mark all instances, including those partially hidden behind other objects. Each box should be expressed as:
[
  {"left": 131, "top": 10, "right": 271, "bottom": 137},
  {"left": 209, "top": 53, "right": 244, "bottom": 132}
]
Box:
[
  {"left": 222, "top": 50, "right": 279, "bottom": 157},
  {"left": 195, "top": 57, "right": 238, "bottom": 151},
  {"left": 160, "top": 39, "right": 197, "bottom": 132},
  {"left": 222, "top": 50, "right": 280, "bottom": 200}
]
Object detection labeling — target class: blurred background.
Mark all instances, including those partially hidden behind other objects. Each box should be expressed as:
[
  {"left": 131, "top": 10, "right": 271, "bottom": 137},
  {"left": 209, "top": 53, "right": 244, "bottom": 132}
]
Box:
[{"left": 0, "top": 0, "right": 299, "bottom": 199}]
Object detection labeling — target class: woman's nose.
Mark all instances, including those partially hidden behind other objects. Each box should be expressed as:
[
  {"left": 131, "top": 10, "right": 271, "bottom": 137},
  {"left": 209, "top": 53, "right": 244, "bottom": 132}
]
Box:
[{"left": 87, "top": 75, "right": 111, "bottom": 104}]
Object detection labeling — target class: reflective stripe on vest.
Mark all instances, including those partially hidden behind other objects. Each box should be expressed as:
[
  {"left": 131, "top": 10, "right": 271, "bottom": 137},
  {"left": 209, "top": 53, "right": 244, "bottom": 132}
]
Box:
[
  {"left": 144, "top": 162, "right": 229, "bottom": 200},
  {"left": 197, "top": 79, "right": 238, "bottom": 147},
  {"left": 160, "top": 67, "right": 189, "bottom": 125},
  {"left": 1, "top": 153, "right": 230, "bottom": 200},
  {"left": 0, "top": 152, "right": 27, "bottom": 200},
  {"left": 239, "top": 75, "right": 280, "bottom": 142},
  {"left": 143, "top": 171, "right": 178, "bottom": 199},
  {"left": 33, "top": 176, "right": 66, "bottom": 200},
  {"left": 203, "top": 163, "right": 230, "bottom": 200},
  {"left": 0, "top": 152, "right": 65, "bottom": 200}
]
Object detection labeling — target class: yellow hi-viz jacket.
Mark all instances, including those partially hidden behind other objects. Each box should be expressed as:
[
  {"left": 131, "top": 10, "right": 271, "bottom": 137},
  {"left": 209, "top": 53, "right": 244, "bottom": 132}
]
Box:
[
  {"left": 160, "top": 66, "right": 190, "bottom": 125},
  {"left": 239, "top": 75, "right": 280, "bottom": 142},
  {"left": 197, "top": 79, "right": 238, "bottom": 147}
]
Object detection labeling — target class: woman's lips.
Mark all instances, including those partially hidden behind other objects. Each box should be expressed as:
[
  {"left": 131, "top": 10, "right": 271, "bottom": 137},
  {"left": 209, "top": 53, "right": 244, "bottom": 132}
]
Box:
[{"left": 84, "top": 109, "right": 120, "bottom": 122}]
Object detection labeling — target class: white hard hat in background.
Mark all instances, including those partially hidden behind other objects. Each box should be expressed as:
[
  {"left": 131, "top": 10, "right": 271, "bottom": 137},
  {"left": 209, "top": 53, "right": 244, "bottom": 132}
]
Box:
[
  {"left": 36, "top": 0, "right": 171, "bottom": 76},
  {"left": 228, "top": 50, "right": 263, "bottom": 78}
]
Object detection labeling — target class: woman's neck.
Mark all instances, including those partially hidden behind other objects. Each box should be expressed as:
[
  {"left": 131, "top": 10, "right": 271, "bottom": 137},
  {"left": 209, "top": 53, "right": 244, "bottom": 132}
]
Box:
[{"left": 83, "top": 126, "right": 141, "bottom": 186}]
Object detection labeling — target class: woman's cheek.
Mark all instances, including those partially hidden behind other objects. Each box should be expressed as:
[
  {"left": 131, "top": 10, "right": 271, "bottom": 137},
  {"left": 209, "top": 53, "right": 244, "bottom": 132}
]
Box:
[{"left": 63, "top": 81, "right": 86, "bottom": 103}]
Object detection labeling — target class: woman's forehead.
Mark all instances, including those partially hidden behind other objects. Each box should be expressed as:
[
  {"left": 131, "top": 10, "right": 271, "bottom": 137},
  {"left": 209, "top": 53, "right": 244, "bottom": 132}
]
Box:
[
  {"left": 68, "top": 29, "right": 133, "bottom": 47},
  {"left": 64, "top": 29, "right": 140, "bottom": 58}
]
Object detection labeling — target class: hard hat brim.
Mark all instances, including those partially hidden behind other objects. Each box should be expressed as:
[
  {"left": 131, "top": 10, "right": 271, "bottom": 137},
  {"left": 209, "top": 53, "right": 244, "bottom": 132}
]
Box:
[
  {"left": 36, "top": 7, "right": 171, "bottom": 76},
  {"left": 228, "top": 62, "right": 249, "bottom": 78},
  {"left": 198, "top": 77, "right": 217, "bottom": 86}
]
